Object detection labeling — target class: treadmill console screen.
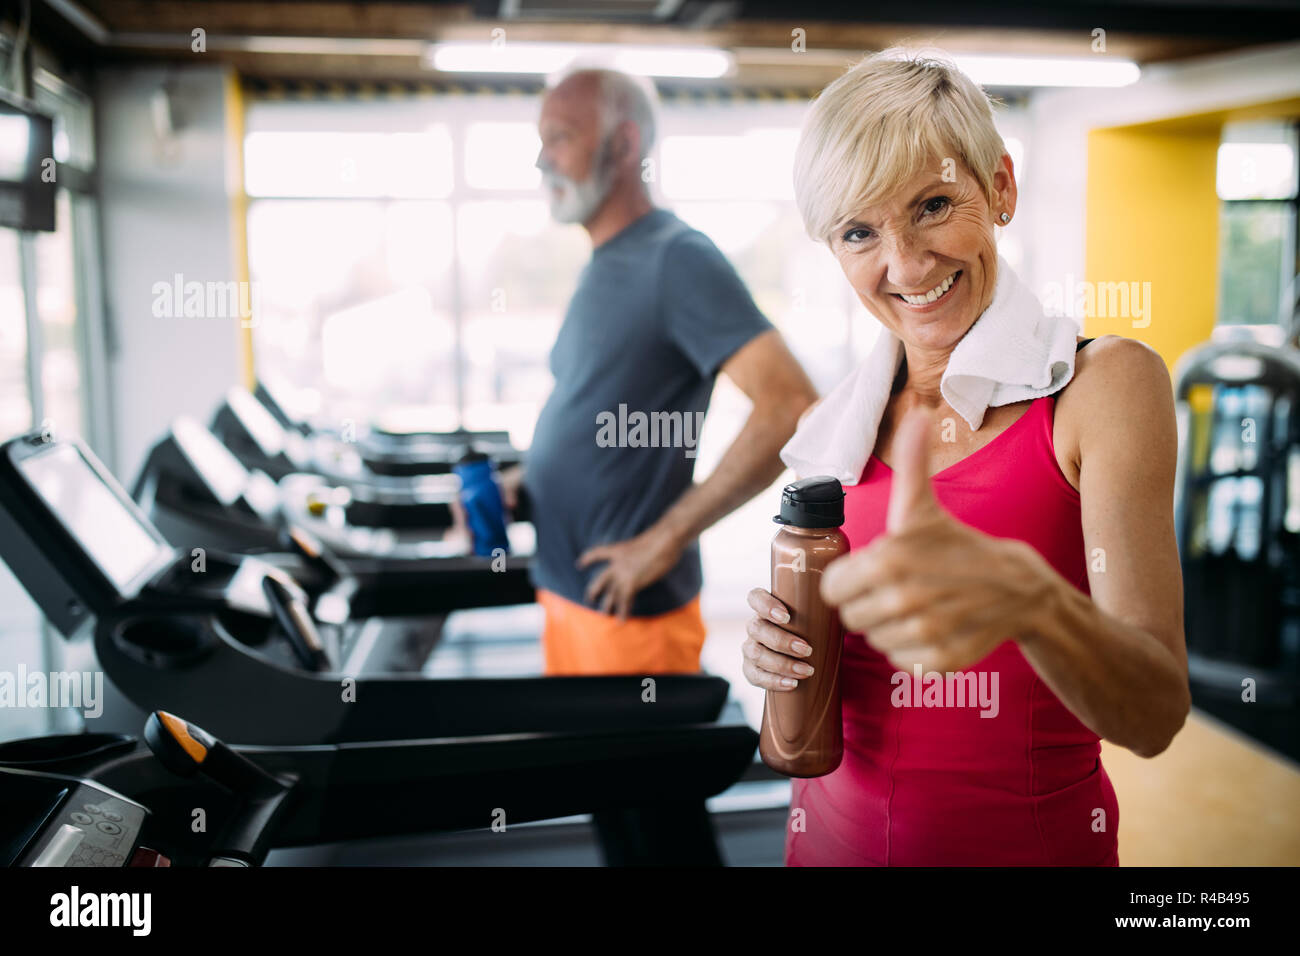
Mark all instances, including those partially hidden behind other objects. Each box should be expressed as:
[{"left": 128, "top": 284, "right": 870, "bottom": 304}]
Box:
[
  {"left": 227, "top": 387, "right": 287, "bottom": 457},
  {"left": 173, "top": 417, "right": 250, "bottom": 507},
  {"left": 19, "top": 443, "right": 170, "bottom": 594}
]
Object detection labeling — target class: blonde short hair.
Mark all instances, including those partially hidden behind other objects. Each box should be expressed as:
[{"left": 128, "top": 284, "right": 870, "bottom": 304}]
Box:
[{"left": 793, "top": 47, "right": 1007, "bottom": 244}]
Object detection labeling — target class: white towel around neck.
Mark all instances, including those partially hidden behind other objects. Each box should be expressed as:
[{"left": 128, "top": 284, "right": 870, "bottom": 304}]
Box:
[{"left": 780, "top": 254, "right": 1081, "bottom": 485}]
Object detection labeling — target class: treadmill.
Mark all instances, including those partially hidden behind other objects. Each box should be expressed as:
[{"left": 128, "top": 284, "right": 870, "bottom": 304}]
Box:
[
  {"left": 0, "top": 430, "right": 758, "bottom": 864},
  {"left": 1, "top": 703, "right": 754, "bottom": 867},
  {"left": 254, "top": 377, "right": 315, "bottom": 438},
  {"left": 253, "top": 376, "right": 524, "bottom": 478},
  {"left": 132, "top": 416, "right": 536, "bottom": 672},
  {"left": 134, "top": 415, "right": 532, "bottom": 558},
  {"left": 215, "top": 384, "right": 523, "bottom": 486}
]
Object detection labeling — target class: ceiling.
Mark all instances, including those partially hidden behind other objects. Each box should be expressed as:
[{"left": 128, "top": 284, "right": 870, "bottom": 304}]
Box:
[{"left": 18, "top": 0, "right": 1300, "bottom": 89}]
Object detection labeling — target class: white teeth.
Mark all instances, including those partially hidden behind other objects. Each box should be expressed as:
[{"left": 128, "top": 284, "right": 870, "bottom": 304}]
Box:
[{"left": 899, "top": 272, "right": 957, "bottom": 305}]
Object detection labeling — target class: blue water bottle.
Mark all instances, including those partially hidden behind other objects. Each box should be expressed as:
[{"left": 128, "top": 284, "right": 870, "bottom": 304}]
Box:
[{"left": 453, "top": 451, "right": 510, "bottom": 557}]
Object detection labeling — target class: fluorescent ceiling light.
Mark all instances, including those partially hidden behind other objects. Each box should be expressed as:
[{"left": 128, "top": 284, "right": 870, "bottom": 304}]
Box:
[
  {"left": 950, "top": 54, "right": 1140, "bottom": 87},
  {"left": 111, "top": 32, "right": 428, "bottom": 55},
  {"left": 237, "top": 36, "right": 425, "bottom": 56},
  {"left": 427, "top": 42, "right": 733, "bottom": 78},
  {"left": 612, "top": 47, "right": 731, "bottom": 78}
]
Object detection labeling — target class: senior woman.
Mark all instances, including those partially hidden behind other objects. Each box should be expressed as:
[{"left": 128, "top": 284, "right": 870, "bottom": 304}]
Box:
[{"left": 742, "top": 49, "right": 1190, "bottom": 866}]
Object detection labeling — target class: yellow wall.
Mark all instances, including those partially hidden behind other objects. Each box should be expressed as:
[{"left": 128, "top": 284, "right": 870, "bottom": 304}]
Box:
[
  {"left": 224, "top": 70, "right": 255, "bottom": 390},
  {"left": 1085, "top": 125, "right": 1221, "bottom": 373},
  {"left": 1086, "top": 97, "right": 1300, "bottom": 375}
]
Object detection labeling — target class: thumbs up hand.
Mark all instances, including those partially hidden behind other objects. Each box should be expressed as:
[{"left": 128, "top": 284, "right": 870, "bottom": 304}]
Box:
[
  {"left": 820, "top": 407, "right": 1053, "bottom": 673},
  {"left": 884, "top": 407, "right": 950, "bottom": 535}
]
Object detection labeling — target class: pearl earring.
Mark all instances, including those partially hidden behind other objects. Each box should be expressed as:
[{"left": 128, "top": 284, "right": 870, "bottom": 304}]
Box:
[{"left": 999, "top": 213, "right": 1010, "bottom": 224}]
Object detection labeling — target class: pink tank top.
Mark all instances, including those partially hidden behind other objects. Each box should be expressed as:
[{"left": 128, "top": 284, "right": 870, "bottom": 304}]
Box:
[{"left": 786, "top": 393, "right": 1120, "bottom": 866}]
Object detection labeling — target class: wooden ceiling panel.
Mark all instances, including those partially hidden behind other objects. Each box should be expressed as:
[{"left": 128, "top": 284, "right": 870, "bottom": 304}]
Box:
[{"left": 44, "top": 0, "right": 1299, "bottom": 86}]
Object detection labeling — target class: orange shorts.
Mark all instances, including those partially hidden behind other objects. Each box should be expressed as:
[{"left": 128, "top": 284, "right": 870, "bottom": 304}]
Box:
[{"left": 535, "top": 588, "right": 708, "bottom": 676}]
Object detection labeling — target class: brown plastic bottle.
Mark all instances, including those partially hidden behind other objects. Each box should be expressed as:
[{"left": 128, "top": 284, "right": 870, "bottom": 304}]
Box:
[{"left": 759, "top": 476, "right": 850, "bottom": 778}]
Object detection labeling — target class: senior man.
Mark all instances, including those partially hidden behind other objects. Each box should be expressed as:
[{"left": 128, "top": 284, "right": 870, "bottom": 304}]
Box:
[
  {"left": 500, "top": 68, "right": 816, "bottom": 674},
  {"left": 495, "top": 68, "right": 817, "bottom": 865}
]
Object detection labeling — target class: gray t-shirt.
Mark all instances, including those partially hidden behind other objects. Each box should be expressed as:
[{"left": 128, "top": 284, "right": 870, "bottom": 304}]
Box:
[{"left": 524, "top": 207, "right": 774, "bottom": 616}]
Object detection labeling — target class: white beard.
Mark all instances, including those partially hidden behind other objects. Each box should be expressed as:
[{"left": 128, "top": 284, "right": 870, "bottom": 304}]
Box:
[{"left": 542, "top": 140, "right": 616, "bottom": 224}]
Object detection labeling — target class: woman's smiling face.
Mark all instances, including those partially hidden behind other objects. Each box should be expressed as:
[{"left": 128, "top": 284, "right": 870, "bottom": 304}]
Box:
[{"left": 829, "top": 153, "right": 1017, "bottom": 352}]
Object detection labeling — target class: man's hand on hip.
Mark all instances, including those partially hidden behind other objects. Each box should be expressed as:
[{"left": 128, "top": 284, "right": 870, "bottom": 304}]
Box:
[
  {"left": 577, "top": 524, "right": 687, "bottom": 621},
  {"left": 497, "top": 464, "right": 524, "bottom": 513}
]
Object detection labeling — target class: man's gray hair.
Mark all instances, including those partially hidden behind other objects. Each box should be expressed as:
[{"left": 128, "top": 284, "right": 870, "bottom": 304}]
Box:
[{"left": 546, "top": 66, "right": 659, "bottom": 160}]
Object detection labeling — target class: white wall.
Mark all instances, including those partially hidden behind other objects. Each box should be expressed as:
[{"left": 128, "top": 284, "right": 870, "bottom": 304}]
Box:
[
  {"left": 96, "top": 65, "right": 243, "bottom": 481},
  {"left": 1020, "top": 40, "right": 1300, "bottom": 303}
]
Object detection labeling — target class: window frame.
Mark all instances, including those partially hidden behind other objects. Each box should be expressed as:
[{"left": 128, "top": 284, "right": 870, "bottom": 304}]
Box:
[{"left": 1216, "top": 121, "right": 1300, "bottom": 332}]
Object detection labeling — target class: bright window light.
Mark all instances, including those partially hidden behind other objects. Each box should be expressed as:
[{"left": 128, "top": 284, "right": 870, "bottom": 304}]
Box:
[
  {"left": 672, "top": 201, "right": 782, "bottom": 257},
  {"left": 661, "top": 128, "right": 799, "bottom": 201},
  {"left": 387, "top": 131, "right": 455, "bottom": 198},
  {"left": 950, "top": 54, "right": 1139, "bottom": 88},
  {"left": 427, "top": 42, "right": 732, "bottom": 78},
  {"left": 322, "top": 287, "right": 452, "bottom": 391},
  {"left": 1217, "top": 142, "right": 1297, "bottom": 200},
  {"left": 244, "top": 129, "right": 454, "bottom": 198},
  {"left": 611, "top": 47, "right": 732, "bottom": 79},
  {"left": 384, "top": 202, "right": 454, "bottom": 287},
  {"left": 0, "top": 114, "right": 30, "bottom": 179},
  {"left": 456, "top": 200, "right": 555, "bottom": 278},
  {"left": 1003, "top": 136, "right": 1025, "bottom": 181},
  {"left": 247, "top": 201, "right": 385, "bottom": 298},
  {"left": 465, "top": 122, "right": 543, "bottom": 190}
]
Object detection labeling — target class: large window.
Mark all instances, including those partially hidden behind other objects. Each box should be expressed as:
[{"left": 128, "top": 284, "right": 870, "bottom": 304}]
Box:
[
  {"left": 0, "top": 226, "right": 44, "bottom": 743},
  {"left": 244, "top": 93, "right": 864, "bottom": 444},
  {"left": 245, "top": 98, "right": 591, "bottom": 446},
  {"left": 1216, "top": 122, "right": 1299, "bottom": 328},
  {"left": 33, "top": 190, "right": 85, "bottom": 441},
  {"left": 0, "top": 64, "right": 103, "bottom": 742},
  {"left": 0, "top": 228, "right": 30, "bottom": 437},
  {"left": 243, "top": 89, "right": 1030, "bottom": 620}
]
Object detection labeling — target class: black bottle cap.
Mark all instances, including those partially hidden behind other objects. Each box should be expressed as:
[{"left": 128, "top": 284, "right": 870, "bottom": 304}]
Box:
[{"left": 773, "top": 476, "right": 845, "bottom": 528}]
